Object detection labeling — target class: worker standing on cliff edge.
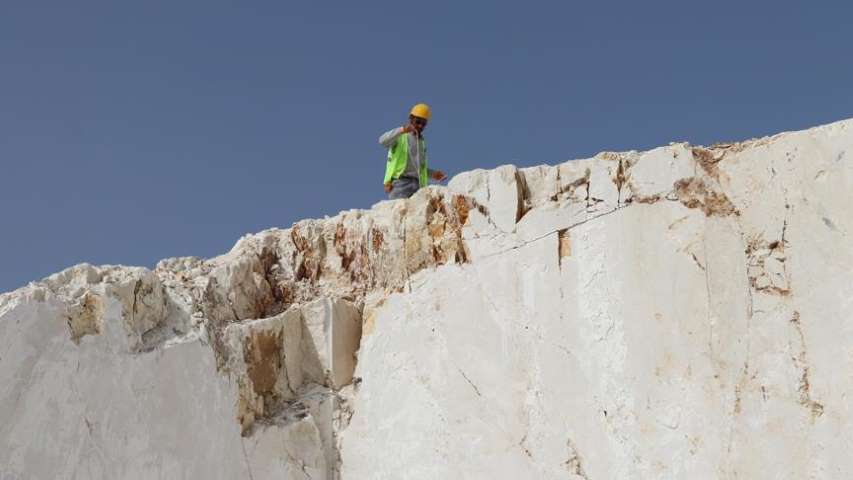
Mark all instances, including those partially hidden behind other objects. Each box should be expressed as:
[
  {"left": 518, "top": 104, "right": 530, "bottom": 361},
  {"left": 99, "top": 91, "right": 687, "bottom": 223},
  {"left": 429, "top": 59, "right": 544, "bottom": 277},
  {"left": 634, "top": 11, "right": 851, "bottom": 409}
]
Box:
[{"left": 378, "top": 103, "right": 447, "bottom": 199}]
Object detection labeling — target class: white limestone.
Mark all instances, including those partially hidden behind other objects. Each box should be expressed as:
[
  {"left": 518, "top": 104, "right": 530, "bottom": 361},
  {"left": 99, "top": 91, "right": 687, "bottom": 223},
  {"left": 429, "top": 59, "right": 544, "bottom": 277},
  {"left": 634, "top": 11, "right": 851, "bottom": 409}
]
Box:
[{"left": 1, "top": 118, "right": 852, "bottom": 479}]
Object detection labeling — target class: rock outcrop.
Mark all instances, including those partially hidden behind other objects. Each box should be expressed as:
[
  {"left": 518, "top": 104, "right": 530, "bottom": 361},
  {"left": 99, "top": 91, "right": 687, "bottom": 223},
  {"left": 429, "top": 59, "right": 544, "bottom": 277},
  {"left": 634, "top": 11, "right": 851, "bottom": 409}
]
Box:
[{"left": 1, "top": 118, "right": 851, "bottom": 479}]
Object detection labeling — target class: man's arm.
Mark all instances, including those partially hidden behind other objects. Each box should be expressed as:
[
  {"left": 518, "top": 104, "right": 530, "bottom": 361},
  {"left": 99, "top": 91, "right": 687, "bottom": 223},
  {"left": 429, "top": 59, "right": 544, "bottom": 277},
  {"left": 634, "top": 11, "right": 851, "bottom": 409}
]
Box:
[{"left": 379, "top": 126, "right": 406, "bottom": 148}]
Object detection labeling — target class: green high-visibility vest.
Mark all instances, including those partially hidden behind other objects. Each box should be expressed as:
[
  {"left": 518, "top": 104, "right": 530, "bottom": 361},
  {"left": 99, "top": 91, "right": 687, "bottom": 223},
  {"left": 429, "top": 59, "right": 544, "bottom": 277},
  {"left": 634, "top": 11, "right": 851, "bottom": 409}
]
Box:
[{"left": 383, "top": 133, "right": 428, "bottom": 187}]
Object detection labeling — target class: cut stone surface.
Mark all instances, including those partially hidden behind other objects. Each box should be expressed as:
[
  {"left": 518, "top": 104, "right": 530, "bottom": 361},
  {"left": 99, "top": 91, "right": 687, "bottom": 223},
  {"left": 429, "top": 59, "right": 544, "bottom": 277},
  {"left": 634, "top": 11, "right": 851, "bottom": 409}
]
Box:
[
  {"left": 300, "top": 297, "right": 362, "bottom": 390},
  {"left": 1, "top": 118, "right": 852, "bottom": 479}
]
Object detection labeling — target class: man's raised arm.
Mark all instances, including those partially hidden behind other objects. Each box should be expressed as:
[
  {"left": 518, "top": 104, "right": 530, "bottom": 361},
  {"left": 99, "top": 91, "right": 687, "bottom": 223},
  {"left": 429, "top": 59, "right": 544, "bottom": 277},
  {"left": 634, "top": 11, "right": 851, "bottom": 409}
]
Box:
[{"left": 379, "top": 126, "right": 406, "bottom": 149}]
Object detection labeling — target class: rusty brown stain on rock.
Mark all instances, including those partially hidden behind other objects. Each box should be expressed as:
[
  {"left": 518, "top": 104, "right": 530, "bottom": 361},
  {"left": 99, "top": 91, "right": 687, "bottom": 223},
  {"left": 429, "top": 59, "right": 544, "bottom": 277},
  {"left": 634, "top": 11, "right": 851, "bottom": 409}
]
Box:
[
  {"left": 333, "top": 221, "right": 374, "bottom": 285},
  {"left": 290, "top": 225, "right": 309, "bottom": 252},
  {"left": 279, "top": 283, "right": 295, "bottom": 305},
  {"left": 614, "top": 159, "right": 629, "bottom": 197},
  {"left": 558, "top": 229, "right": 572, "bottom": 264},
  {"left": 454, "top": 247, "right": 469, "bottom": 264},
  {"left": 691, "top": 147, "right": 723, "bottom": 178},
  {"left": 67, "top": 291, "right": 103, "bottom": 343},
  {"left": 427, "top": 195, "right": 448, "bottom": 220},
  {"left": 428, "top": 220, "right": 446, "bottom": 239},
  {"left": 291, "top": 225, "right": 323, "bottom": 283},
  {"left": 244, "top": 330, "right": 282, "bottom": 396},
  {"left": 673, "top": 177, "right": 739, "bottom": 217},
  {"left": 256, "top": 248, "right": 284, "bottom": 317},
  {"left": 596, "top": 151, "right": 624, "bottom": 162},
  {"left": 334, "top": 223, "right": 347, "bottom": 249},
  {"left": 351, "top": 242, "right": 370, "bottom": 284},
  {"left": 362, "top": 310, "right": 376, "bottom": 336},
  {"left": 633, "top": 193, "right": 662, "bottom": 204},
  {"left": 745, "top": 234, "right": 791, "bottom": 297},
  {"left": 420, "top": 192, "right": 471, "bottom": 267},
  {"left": 371, "top": 229, "right": 384, "bottom": 252},
  {"left": 749, "top": 281, "right": 791, "bottom": 297},
  {"left": 431, "top": 245, "right": 446, "bottom": 264},
  {"left": 334, "top": 223, "right": 356, "bottom": 271},
  {"left": 404, "top": 229, "right": 425, "bottom": 272},
  {"left": 452, "top": 195, "right": 471, "bottom": 225}
]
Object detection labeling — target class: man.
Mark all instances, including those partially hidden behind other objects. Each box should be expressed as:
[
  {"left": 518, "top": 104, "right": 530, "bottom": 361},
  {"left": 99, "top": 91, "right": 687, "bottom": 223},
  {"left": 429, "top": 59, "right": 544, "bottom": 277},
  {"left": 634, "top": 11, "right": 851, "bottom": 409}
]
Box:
[{"left": 378, "top": 103, "right": 447, "bottom": 199}]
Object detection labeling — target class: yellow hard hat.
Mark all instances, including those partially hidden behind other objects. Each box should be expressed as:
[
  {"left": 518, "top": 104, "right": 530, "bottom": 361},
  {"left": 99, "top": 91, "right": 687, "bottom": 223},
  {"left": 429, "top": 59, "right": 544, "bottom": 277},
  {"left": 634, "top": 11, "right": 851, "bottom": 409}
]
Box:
[{"left": 410, "top": 103, "right": 432, "bottom": 120}]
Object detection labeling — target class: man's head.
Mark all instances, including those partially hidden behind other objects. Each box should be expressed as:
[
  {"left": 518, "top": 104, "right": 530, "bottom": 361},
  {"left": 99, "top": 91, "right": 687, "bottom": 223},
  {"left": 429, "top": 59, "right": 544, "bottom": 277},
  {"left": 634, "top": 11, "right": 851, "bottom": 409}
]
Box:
[{"left": 409, "top": 103, "right": 431, "bottom": 133}]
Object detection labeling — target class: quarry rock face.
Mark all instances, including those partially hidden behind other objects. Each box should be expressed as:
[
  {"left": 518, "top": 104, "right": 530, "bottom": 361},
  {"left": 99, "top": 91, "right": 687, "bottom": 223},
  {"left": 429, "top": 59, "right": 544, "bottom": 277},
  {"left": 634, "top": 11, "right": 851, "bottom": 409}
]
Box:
[{"left": 1, "top": 118, "right": 852, "bottom": 479}]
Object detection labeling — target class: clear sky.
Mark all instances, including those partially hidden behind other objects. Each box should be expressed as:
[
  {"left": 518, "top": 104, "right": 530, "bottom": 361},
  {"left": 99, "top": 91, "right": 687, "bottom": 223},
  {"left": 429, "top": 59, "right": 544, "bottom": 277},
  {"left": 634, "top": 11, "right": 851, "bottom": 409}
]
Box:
[{"left": 2, "top": 1, "right": 851, "bottom": 292}]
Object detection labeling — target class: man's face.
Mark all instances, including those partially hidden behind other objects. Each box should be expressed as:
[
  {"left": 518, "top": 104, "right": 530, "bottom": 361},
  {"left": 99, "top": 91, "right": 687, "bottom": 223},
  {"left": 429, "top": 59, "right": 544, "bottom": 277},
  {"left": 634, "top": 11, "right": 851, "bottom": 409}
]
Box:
[{"left": 410, "top": 115, "right": 428, "bottom": 133}]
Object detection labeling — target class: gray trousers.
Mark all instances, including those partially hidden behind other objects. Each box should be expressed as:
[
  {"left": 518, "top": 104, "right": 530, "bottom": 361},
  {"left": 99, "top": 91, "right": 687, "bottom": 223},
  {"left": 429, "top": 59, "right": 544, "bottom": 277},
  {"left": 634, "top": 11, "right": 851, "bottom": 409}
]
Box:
[{"left": 388, "top": 177, "right": 420, "bottom": 200}]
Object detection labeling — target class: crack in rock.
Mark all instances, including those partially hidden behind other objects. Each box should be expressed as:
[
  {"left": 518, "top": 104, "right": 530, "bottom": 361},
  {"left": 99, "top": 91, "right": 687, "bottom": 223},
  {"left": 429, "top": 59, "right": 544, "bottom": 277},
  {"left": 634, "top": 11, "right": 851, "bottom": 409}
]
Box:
[
  {"left": 563, "top": 438, "right": 589, "bottom": 479},
  {"left": 456, "top": 366, "right": 482, "bottom": 397},
  {"left": 790, "top": 311, "right": 824, "bottom": 420}
]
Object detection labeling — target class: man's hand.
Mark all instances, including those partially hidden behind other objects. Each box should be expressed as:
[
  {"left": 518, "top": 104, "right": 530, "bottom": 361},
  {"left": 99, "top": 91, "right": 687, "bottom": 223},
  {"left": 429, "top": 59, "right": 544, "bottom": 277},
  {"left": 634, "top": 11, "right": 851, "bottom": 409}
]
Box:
[
  {"left": 384, "top": 182, "right": 393, "bottom": 193},
  {"left": 431, "top": 170, "right": 447, "bottom": 182},
  {"left": 402, "top": 124, "right": 422, "bottom": 137}
]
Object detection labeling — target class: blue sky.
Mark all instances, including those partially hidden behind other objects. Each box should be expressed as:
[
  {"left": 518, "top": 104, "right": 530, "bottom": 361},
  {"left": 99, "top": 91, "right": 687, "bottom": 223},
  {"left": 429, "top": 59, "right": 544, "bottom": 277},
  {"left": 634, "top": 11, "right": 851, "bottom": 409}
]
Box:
[{"left": 2, "top": 1, "right": 851, "bottom": 292}]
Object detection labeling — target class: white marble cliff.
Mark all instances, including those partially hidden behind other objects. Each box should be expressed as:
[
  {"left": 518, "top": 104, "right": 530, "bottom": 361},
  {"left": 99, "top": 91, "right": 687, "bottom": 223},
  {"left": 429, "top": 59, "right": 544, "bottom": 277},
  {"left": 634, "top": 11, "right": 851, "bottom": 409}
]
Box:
[{"left": 1, "top": 118, "right": 851, "bottom": 479}]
